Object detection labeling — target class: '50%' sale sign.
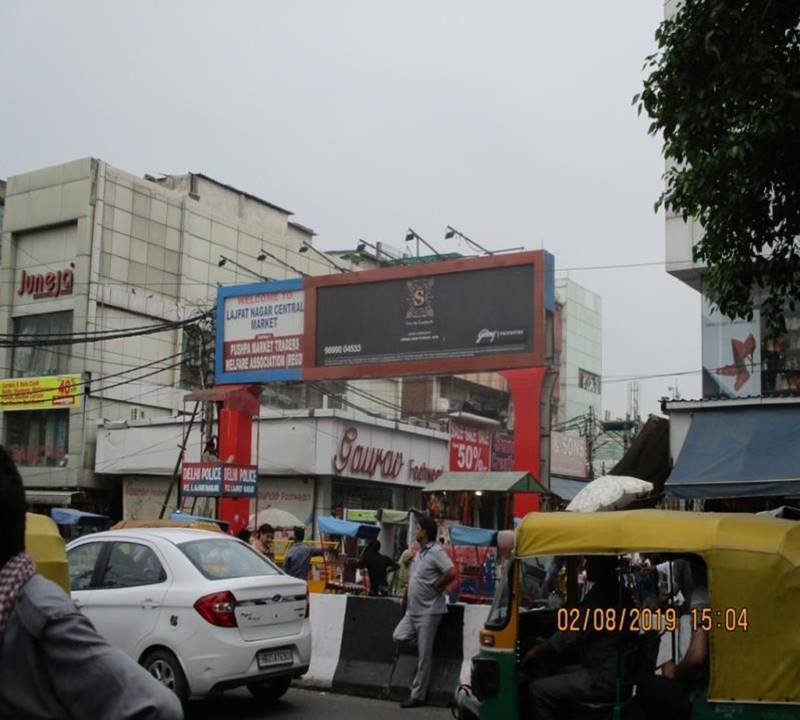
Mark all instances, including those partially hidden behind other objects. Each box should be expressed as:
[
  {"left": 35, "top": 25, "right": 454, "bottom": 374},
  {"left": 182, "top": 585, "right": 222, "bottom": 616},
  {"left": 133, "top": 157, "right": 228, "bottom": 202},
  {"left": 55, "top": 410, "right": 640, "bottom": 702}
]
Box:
[{"left": 449, "top": 420, "right": 491, "bottom": 472}]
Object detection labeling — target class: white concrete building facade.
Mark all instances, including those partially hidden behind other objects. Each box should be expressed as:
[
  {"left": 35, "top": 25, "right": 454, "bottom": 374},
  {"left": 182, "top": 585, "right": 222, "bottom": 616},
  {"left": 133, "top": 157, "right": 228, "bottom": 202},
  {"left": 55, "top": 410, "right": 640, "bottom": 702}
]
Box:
[
  {"left": 0, "top": 158, "right": 400, "bottom": 508},
  {"left": 95, "top": 409, "right": 448, "bottom": 527}
]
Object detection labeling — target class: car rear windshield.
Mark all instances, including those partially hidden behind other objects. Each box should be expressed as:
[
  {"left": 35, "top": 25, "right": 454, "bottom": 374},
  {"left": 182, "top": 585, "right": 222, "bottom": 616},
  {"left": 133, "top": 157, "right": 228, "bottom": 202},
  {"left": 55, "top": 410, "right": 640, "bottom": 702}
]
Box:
[{"left": 178, "top": 539, "right": 281, "bottom": 580}]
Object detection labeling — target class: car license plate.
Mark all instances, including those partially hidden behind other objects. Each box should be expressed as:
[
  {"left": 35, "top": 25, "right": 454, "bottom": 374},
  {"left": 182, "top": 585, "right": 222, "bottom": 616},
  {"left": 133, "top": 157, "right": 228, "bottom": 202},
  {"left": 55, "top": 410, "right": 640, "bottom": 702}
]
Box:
[{"left": 257, "top": 648, "right": 293, "bottom": 669}]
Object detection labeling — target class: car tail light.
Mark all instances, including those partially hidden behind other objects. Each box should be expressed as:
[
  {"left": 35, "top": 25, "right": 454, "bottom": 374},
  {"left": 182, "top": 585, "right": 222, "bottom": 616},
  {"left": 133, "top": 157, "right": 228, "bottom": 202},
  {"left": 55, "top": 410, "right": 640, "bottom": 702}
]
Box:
[{"left": 194, "top": 591, "right": 237, "bottom": 627}]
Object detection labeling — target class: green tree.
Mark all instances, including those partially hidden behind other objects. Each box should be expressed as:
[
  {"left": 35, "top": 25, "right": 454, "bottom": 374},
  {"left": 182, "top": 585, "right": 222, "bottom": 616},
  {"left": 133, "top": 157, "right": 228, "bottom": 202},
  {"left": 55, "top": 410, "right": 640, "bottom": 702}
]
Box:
[{"left": 638, "top": 1, "right": 800, "bottom": 330}]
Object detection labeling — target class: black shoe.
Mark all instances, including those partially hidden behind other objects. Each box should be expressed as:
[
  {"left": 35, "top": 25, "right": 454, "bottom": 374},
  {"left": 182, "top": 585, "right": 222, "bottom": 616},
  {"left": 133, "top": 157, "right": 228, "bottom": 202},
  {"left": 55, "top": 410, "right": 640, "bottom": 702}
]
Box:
[{"left": 400, "top": 699, "right": 426, "bottom": 709}]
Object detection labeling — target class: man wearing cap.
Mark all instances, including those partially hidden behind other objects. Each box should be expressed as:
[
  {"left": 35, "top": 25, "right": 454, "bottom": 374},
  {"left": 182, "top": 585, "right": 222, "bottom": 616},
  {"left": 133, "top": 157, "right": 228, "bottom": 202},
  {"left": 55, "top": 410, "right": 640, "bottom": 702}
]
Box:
[{"left": 392, "top": 514, "right": 456, "bottom": 709}]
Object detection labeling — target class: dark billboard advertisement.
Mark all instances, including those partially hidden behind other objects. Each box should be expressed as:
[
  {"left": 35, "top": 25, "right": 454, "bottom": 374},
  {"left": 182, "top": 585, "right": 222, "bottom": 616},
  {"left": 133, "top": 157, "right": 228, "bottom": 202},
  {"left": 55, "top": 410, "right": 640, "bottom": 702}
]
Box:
[{"left": 314, "top": 265, "right": 534, "bottom": 367}]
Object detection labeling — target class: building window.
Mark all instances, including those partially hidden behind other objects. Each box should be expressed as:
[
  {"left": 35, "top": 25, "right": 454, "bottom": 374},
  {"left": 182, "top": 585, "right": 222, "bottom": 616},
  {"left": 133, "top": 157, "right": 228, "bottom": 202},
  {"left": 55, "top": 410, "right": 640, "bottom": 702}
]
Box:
[
  {"left": 12, "top": 311, "right": 73, "bottom": 378},
  {"left": 6, "top": 409, "right": 69, "bottom": 467},
  {"left": 331, "top": 479, "right": 394, "bottom": 515}
]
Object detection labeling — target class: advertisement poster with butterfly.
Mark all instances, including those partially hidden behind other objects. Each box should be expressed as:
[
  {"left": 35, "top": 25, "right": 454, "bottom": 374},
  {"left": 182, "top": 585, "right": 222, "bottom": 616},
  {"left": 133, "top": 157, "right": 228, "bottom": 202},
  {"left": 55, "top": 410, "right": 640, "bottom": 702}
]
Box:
[{"left": 701, "top": 297, "right": 761, "bottom": 398}]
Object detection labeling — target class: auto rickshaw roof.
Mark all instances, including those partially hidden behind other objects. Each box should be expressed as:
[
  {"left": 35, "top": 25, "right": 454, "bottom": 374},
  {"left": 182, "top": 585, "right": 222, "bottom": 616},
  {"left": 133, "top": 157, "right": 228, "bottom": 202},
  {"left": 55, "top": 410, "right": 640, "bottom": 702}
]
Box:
[
  {"left": 516, "top": 509, "right": 800, "bottom": 705},
  {"left": 515, "top": 509, "right": 800, "bottom": 567}
]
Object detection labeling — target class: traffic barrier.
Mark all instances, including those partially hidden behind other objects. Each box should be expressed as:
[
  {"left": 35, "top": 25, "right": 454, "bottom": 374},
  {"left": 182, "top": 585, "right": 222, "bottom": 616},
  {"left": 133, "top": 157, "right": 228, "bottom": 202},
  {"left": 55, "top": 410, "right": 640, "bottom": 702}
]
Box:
[
  {"left": 460, "top": 604, "right": 491, "bottom": 684},
  {"left": 387, "top": 603, "right": 464, "bottom": 706},
  {"left": 331, "top": 595, "right": 404, "bottom": 698},
  {"left": 297, "top": 594, "right": 489, "bottom": 707},
  {"left": 298, "top": 593, "right": 348, "bottom": 689}
]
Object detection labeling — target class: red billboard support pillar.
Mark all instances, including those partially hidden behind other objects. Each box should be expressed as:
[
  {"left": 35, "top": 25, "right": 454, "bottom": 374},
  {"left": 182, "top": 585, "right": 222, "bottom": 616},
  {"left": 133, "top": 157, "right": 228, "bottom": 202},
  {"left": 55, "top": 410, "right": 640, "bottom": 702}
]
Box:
[
  {"left": 183, "top": 384, "right": 261, "bottom": 535},
  {"left": 500, "top": 367, "right": 549, "bottom": 519},
  {"left": 217, "top": 408, "right": 253, "bottom": 534}
]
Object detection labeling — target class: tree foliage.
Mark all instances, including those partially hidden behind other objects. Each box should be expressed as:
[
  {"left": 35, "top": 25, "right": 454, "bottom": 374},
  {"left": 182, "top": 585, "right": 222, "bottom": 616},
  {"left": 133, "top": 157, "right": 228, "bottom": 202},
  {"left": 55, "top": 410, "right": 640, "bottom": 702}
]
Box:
[{"left": 638, "top": 1, "right": 800, "bottom": 330}]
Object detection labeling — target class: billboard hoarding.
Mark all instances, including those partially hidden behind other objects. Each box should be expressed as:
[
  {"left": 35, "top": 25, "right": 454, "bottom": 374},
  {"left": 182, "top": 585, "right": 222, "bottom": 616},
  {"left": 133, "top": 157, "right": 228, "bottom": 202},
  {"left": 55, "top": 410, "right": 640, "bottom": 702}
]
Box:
[
  {"left": 491, "top": 432, "right": 515, "bottom": 471},
  {"left": 701, "top": 297, "right": 761, "bottom": 398},
  {"left": 315, "top": 266, "right": 533, "bottom": 367},
  {"left": 303, "top": 251, "right": 552, "bottom": 381},
  {"left": 449, "top": 420, "right": 491, "bottom": 472},
  {"left": 216, "top": 252, "right": 554, "bottom": 384},
  {"left": 551, "top": 431, "right": 587, "bottom": 478},
  {"left": 216, "top": 278, "right": 304, "bottom": 384},
  {"left": 0, "top": 374, "right": 82, "bottom": 411}
]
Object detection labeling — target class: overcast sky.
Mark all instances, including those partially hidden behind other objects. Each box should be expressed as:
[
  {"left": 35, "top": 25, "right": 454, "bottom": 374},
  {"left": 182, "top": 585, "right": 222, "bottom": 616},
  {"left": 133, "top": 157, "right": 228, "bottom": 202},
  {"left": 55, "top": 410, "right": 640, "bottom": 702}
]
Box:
[{"left": 1, "top": 1, "right": 700, "bottom": 418}]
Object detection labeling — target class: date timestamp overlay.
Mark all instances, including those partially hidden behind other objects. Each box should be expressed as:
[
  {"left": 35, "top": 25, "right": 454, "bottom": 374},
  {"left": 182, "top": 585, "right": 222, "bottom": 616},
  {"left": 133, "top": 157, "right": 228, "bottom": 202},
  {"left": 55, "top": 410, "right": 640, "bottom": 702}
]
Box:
[{"left": 556, "top": 607, "right": 750, "bottom": 633}]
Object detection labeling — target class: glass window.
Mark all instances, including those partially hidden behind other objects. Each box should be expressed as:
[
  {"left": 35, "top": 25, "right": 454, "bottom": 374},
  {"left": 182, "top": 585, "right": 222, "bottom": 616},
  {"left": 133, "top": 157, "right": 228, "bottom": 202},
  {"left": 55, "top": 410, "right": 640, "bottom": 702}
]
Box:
[
  {"left": 7, "top": 409, "right": 69, "bottom": 467},
  {"left": 179, "top": 538, "right": 280, "bottom": 580},
  {"left": 519, "top": 555, "right": 561, "bottom": 611},
  {"left": 99, "top": 542, "right": 167, "bottom": 588},
  {"left": 68, "top": 542, "right": 104, "bottom": 591},
  {"left": 486, "top": 560, "right": 513, "bottom": 629},
  {"left": 11, "top": 311, "right": 73, "bottom": 377}
]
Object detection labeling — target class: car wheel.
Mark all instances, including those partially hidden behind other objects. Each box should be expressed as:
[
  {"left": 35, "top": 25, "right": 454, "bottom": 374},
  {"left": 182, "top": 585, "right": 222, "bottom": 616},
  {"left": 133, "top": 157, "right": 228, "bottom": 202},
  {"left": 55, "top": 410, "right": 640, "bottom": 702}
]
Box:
[
  {"left": 142, "top": 648, "right": 188, "bottom": 703},
  {"left": 247, "top": 676, "right": 292, "bottom": 701}
]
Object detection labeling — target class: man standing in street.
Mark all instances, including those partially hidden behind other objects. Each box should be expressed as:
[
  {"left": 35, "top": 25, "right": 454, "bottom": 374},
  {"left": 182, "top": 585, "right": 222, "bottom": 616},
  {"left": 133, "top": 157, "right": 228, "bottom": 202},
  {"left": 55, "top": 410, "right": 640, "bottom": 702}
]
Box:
[
  {"left": 357, "top": 540, "right": 399, "bottom": 596},
  {"left": 283, "top": 526, "right": 323, "bottom": 581},
  {"left": 392, "top": 514, "right": 456, "bottom": 709}
]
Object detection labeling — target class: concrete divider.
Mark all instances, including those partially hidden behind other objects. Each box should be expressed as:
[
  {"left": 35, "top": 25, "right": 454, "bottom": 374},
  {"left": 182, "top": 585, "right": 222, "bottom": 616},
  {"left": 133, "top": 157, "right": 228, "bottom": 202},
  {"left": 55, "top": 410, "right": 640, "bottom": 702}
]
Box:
[
  {"left": 460, "top": 604, "right": 491, "bottom": 685},
  {"left": 298, "top": 593, "right": 348, "bottom": 689},
  {"left": 297, "top": 594, "right": 490, "bottom": 707},
  {"left": 332, "top": 595, "right": 405, "bottom": 698},
  {"left": 387, "top": 603, "right": 464, "bottom": 706}
]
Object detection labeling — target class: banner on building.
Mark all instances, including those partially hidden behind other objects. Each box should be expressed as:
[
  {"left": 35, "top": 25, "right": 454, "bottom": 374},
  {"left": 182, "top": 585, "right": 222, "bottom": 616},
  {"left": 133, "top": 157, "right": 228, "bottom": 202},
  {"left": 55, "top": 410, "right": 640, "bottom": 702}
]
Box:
[
  {"left": 449, "top": 420, "right": 491, "bottom": 472},
  {"left": 181, "top": 463, "right": 258, "bottom": 498},
  {"left": 0, "top": 374, "right": 82, "bottom": 411},
  {"left": 218, "top": 251, "right": 555, "bottom": 384},
  {"left": 345, "top": 508, "right": 378, "bottom": 523},
  {"left": 491, "top": 432, "right": 515, "bottom": 471},
  {"left": 551, "top": 431, "right": 587, "bottom": 479},
  {"left": 701, "top": 297, "right": 761, "bottom": 398},
  {"left": 216, "top": 278, "right": 305, "bottom": 384}
]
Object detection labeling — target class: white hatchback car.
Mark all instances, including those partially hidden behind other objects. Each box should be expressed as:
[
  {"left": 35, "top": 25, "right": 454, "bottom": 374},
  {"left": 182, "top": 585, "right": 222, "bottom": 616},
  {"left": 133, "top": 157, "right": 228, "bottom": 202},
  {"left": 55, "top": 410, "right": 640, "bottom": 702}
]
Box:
[{"left": 66, "top": 527, "right": 311, "bottom": 703}]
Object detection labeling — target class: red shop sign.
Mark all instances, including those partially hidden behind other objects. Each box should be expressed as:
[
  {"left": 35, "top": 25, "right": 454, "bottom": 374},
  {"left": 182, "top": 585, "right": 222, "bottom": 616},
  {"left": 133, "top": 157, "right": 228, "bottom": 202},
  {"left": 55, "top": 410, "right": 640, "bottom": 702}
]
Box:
[{"left": 449, "top": 420, "right": 491, "bottom": 472}]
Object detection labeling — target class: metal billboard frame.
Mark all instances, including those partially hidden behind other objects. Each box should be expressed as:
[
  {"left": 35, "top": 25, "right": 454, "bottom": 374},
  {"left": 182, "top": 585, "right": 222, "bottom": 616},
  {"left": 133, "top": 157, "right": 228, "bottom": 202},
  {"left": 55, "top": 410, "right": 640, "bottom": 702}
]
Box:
[{"left": 302, "top": 250, "right": 554, "bottom": 381}]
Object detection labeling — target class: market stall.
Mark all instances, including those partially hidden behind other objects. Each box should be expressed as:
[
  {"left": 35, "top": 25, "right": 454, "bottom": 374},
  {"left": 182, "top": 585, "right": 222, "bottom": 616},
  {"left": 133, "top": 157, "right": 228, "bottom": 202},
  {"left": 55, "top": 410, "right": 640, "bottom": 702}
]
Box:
[
  {"left": 423, "top": 471, "right": 548, "bottom": 529},
  {"left": 446, "top": 524, "right": 498, "bottom": 604},
  {"left": 318, "top": 515, "right": 381, "bottom": 595}
]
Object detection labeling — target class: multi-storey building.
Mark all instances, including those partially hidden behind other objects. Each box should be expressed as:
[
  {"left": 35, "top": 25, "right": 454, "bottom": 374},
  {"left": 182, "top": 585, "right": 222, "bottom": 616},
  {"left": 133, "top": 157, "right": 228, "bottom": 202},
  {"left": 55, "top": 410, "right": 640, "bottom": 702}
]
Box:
[{"left": 0, "top": 158, "right": 403, "bottom": 510}]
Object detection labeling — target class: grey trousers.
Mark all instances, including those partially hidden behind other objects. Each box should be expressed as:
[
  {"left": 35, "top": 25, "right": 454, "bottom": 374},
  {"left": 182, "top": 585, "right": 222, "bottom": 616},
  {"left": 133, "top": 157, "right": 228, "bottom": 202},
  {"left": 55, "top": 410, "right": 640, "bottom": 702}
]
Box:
[{"left": 392, "top": 612, "right": 443, "bottom": 702}]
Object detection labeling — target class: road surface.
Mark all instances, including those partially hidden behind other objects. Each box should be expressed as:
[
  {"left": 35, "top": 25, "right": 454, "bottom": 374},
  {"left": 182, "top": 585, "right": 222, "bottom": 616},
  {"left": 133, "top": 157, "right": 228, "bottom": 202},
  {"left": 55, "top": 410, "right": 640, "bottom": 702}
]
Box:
[{"left": 186, "top": 687, "right": 452, "bottom": 720}]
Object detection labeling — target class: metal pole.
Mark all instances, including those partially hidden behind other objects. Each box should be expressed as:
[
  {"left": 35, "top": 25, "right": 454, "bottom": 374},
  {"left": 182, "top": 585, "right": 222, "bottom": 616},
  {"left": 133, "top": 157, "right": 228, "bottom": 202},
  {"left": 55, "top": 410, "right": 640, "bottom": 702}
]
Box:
[
  {"left": 159, "top": 400, "right": 200, "bottom": 519},
  {"left": 253, "top": 411, "right": 260, "bottom": 530}
]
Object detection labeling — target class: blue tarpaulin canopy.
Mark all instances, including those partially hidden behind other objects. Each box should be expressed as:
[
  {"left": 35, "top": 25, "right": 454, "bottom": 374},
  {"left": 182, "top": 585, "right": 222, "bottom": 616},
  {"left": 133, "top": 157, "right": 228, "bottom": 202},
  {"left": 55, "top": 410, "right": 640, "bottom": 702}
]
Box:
[
  {"left": 550, "top": 476, "right": 590, "bottom": 501},
  {"left": 666, "top": 407, "right": 800, "bottom": 499},
  {"left": 318, "top": 515, "right": 380, "bottom": 539},
  {"left": 50, "top": 508, "right": 110, "bottom": 527},
  {"left": 449, "top": 524, "right": 496, "bottom": 547}
]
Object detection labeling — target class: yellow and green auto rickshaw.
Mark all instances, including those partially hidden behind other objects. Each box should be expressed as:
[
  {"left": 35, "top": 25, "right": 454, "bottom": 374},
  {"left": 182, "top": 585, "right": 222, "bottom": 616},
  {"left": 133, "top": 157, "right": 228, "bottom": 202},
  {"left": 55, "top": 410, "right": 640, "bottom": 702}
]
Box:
[
  {"left": 25, "top": 512, "right": 69, "bottom": 593},
  {"left": 456, "top": 509, "right": 800, "bottom": 720}
]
